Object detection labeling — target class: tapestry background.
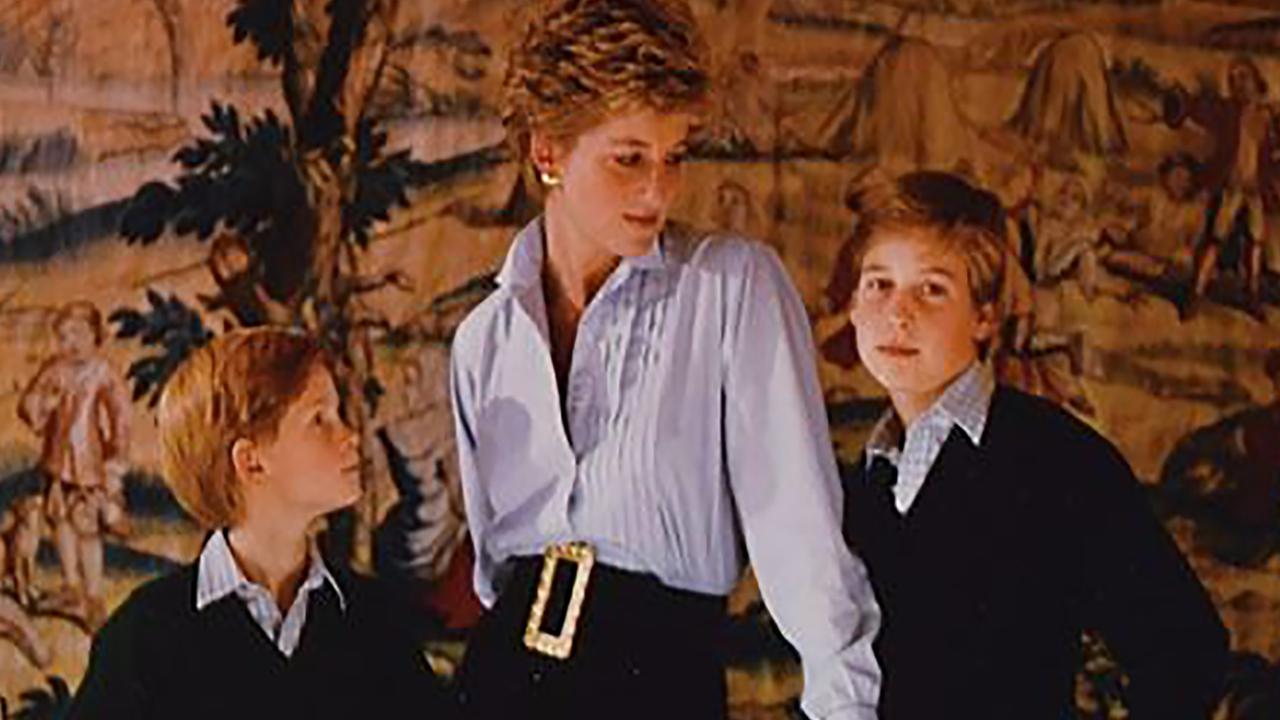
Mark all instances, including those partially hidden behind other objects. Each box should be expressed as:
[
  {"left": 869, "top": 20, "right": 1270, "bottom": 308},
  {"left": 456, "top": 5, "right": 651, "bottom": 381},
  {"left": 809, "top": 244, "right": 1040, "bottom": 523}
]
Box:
[{"left": 2, "top": 1, "right": 1280, "bottom": 716}]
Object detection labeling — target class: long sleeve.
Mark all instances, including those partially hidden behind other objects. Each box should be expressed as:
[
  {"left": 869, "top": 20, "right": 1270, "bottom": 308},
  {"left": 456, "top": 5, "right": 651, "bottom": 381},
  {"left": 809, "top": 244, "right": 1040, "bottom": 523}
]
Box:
[
  {"left": 1072, "top": 435, "right": 1229, "bottom": 718},
  {"left": 448, "top": 337, "right": 500, "bottom": 608},
  {"left": 67, "top": 599, "right": 148, "bottom": 719},
  {"left": 353, "top": 576, "right": 459, "bottom": 718},
  {"left": 723, "top": 243, "right": 882, "bottom": 720}
]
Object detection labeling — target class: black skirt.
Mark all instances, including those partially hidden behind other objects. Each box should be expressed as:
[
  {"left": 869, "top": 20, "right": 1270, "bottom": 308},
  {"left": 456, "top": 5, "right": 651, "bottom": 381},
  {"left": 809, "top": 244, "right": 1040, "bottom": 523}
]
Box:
[{"left": 457, "top": 556, "right": 728, "bottom": 720}]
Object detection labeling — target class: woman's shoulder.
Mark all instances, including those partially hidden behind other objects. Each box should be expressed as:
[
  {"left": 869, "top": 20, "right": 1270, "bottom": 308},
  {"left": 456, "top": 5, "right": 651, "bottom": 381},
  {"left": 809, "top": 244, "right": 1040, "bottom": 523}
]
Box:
[
  {"left": 664, "top": 224, "right": 812, "bottom": 328},
  {"left": 667, "top": 222, "right": 783, "bottom": 279},
  {"left": 451, "top": 282, "right": 514, "bottom": 363}
]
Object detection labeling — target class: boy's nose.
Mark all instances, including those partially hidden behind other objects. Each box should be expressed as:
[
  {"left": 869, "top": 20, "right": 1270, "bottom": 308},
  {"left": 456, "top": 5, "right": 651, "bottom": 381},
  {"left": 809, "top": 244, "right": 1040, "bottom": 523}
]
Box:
[{"left": 887, "top": 291, "right": 915, "bottom": 325}]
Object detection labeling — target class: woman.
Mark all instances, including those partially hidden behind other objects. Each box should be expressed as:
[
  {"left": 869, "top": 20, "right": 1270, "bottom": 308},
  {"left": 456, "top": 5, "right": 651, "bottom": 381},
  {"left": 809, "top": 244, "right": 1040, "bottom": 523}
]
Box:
[{"left": 449, "top": 2, "right": 880, "bottom": 718}]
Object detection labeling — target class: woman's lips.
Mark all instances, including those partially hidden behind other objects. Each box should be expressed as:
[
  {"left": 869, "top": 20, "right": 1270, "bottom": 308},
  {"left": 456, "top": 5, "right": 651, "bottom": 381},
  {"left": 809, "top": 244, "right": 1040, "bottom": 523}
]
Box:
[{"left": 623, "top": 212, "right": 660, "bottom": 227}]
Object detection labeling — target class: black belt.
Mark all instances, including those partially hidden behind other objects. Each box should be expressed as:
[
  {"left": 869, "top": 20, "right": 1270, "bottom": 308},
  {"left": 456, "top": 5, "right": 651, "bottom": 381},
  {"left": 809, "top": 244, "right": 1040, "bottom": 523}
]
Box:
[
  {"left": 501, "top": 543, "right": 725, "bottom": 662},
  {"left": 459, "top": 544, "right": 730, "bottom": 719}
]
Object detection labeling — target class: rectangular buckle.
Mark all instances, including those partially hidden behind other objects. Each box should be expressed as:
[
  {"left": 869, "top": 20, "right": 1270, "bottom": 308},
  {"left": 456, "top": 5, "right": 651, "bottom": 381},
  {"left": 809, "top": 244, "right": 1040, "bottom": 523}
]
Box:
[{"left": 523, "top": 542, "right": 595, "bottom": 660}]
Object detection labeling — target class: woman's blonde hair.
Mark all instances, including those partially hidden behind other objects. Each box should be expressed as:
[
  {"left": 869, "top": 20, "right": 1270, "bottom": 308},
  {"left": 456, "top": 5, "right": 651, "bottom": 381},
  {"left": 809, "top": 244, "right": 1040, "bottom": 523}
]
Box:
[
  {"left": 157, "top": 327, "right": 329, "bottom": 529},
  {"left": 501, "top": 0, "right": 710, "bottom": 168}
]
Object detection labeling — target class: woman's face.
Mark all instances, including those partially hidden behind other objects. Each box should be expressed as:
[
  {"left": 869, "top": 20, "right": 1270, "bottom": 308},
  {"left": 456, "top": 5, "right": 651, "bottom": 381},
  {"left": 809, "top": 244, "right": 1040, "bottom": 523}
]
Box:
[{"left": 535, "top": 106, "right": 695, "bottom": 258}]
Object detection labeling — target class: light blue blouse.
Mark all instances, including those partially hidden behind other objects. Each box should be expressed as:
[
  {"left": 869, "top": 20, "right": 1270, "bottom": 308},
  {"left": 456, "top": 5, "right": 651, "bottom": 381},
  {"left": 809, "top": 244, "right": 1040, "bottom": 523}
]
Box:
[{"left": 450, "top": 218, "right": 881, "bottom": 718}]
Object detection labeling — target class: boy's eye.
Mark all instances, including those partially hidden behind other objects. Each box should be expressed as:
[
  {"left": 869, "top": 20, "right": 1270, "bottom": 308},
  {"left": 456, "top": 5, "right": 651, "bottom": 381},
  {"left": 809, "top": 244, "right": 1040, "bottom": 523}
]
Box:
[
  {"left": 921, "top": 282, "right": 950, "bottom": 298},
  {"left": 862, "top": 277, "right": 891, "bottom": 293},
  {"left": 665, "top": 151, "right": 687, "bottom": 167}
]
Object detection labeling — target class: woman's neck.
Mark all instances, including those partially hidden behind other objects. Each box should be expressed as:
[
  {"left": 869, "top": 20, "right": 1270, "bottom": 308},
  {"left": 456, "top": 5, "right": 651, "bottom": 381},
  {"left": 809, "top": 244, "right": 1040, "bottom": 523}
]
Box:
[{"left": 543, "top": 200, "right": 621, "bottom": 310}]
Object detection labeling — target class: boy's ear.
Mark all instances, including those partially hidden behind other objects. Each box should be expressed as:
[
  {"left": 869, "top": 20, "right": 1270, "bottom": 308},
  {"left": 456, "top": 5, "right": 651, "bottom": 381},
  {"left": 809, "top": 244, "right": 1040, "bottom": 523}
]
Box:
[
  {"left": 230, "top": 438, "right": 265, "bottom": 485},
  {"left": 973, "top": 302, "right": 998, "bottom": 344}
]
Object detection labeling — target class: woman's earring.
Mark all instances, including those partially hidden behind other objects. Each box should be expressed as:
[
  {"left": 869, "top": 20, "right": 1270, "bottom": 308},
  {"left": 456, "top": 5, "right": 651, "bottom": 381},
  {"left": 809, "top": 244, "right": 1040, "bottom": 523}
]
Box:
[{"left": 538, "top": 168, "right": 562, "bottom": 188}]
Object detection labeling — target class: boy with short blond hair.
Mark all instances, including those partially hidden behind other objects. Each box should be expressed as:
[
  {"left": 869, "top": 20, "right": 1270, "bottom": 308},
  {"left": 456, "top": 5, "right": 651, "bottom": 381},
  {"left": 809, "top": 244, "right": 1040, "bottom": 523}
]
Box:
[
  {"left": 69, "top": 327, "right": 450, "bottom": 720},
  {"left": 841, "top": 171, "right": 1228, "bottom": 719}
]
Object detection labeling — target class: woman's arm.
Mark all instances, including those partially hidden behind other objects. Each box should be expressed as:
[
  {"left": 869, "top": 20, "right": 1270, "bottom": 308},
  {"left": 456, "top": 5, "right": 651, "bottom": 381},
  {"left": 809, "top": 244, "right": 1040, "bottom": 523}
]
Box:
[
  {"left": 722, "top": 241, "right": 882, "bottom": 720},
  {"left": 448, "top": 332, "right": 499, "bottom": 608}
]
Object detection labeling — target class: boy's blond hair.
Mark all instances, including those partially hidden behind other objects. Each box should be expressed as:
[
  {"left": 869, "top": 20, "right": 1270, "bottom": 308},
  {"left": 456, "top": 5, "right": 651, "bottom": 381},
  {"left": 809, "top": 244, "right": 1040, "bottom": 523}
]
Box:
[{"left": 157, "top": 327, "right": 328, "bottom": 529}]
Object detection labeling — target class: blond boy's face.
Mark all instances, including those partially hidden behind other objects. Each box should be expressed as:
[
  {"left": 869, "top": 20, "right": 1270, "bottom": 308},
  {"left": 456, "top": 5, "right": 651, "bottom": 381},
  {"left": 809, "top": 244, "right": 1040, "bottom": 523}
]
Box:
[
  {"left": 253, "top": 365, "right": 361, "bottom": 518},
  {"left": 848, "top": 228, "right": 995, "bottom": 414}
]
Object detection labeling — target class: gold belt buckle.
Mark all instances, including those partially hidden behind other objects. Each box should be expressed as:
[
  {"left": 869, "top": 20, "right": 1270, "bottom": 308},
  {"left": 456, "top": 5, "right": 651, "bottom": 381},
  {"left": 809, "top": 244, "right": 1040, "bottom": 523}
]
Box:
[{"left": 523, "top": 541, "right": 595, "bottom": 660}]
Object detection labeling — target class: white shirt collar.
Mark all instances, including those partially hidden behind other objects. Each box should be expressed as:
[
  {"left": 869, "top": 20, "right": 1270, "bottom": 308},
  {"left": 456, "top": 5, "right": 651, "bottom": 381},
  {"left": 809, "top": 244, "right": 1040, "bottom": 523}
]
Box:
[
  {"left": 866, "top": 361, "right": 995, "bottom": 458},
  {"left": 195, "top": 530, "right": 346, "bottom": 613},
  {"left": 495, "top": 216, "right": 669, "bottom": 293}
]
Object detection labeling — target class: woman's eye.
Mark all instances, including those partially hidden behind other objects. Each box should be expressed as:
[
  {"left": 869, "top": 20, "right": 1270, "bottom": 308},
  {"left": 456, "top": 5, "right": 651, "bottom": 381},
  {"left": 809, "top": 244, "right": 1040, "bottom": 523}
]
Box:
[
  {"left": 614, "top": 153, "right": 643, "bottom": 168},
  {"left": 665, "top": 152, "right": 687, "bottom": 166}
]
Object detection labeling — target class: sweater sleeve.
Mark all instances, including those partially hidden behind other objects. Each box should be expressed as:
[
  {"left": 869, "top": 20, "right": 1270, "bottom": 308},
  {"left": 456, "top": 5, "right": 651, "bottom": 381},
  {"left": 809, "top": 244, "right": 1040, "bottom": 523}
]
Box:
[
  {"left": 1069, "top": 431, "right": 1229, "bottom": 718},
  {"left": 67, "top": 596, "right": 149, "bottom": 719},
  {"left": 354, "top": 577, "right": 459, "bottom": 719}
]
